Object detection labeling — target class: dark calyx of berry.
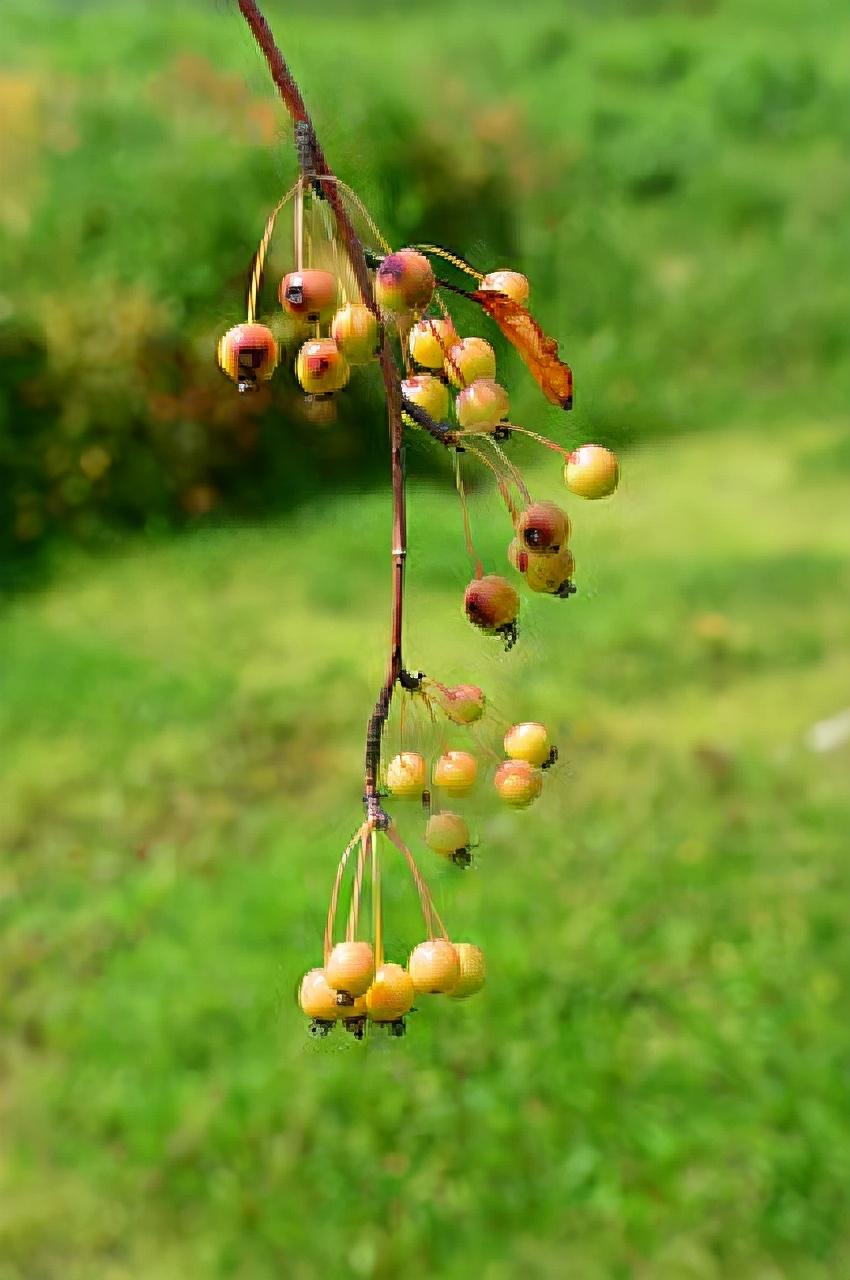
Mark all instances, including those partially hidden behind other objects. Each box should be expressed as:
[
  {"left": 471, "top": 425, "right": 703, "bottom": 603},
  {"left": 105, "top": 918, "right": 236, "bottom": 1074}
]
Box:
[
  {"left": 335, "top": 991, "right": 355, "bottom": 1007},
  {"left": 556, "top": 580, "right": 577, "bottom": 599},
  {"left": 541, "top": 746, "right": 559, "bottom": 771},
  {"left": 496, "top": 620, "right": 518, "bottom": 651},
  {"left": 285, "top": 281, "right": 305, "bottom": 305},
  {"left": 451, "top": 847, "right": 472, "bottom": 869},
  {"left": 309, "top": 1018, "right": 335, "bottom": 1039},
  {"left": 343, "top": 1016, "right": 366, "bottom": 1040},
  {"left": 387, "top": 1018, "right": 407, "bottom": 1038},
  {"left": 493, "top": 426, "right": 512, "bottom": 443}
]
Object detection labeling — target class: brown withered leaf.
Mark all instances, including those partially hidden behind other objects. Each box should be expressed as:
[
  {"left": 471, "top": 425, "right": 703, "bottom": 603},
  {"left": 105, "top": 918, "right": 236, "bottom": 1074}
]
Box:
[{"left": 472, "top": 290, "right": 574, "bottom": 409}]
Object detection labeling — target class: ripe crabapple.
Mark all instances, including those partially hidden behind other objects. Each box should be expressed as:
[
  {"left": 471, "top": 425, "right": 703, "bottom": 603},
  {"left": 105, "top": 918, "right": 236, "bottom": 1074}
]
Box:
[
  {"left": 504, "top": 722, "right": 551, "bottom": 768},
  {"left": 330, "top": 303, "right": 380, "bottom": 364},
  {"left": 447, "top": 943, "right": 487, "bottom": 999},
  {"left": 494, "top": 759, "right": 543, "bottom": 808},
  {"left": 445, "top": 337, "right": 496, "bottom": 389},
  {"left": 408, "top": 316, "right": 458, "bottom": 370},
  {"left": 433, "top": 750, "right": 478, "bottom": 795},
  {"left": 564, "top": 444, "right": 620, "bottom": 499},
  {"left": 375, "top": 249, "right": 435, "bottom": 314},
  {"left": 401, "top": 374, "right": 450, "bottom": 423},
  {"left": 464, "top": 574, "right": 519, "bottom": 638},
  {"left": 408, "top": 939, "right": 460, "bottom": 994},
  {"left": 516, "top": 501, "right": 570, "bottom": 553},
  {"left": 524, "top": 545, "right": 575, "bottom": 596},
  {"left": 480, "top": 270, "right": 530, "bottom": 305},
  {"left": 217, "top": 323, "right": 278, "bottom": 391},
  {"left": 386, "top": 752, "right": 427, "bottom": 798},
  {"left": 299, "top": 968, "right": 340, "bottom": 1022},
  {"left": 455, "top": 378, "right": 510, "bottom": 431},
  {"left": 279, "top": 269, "right": 338, "bottom": 322},
  {"left": 295, "top": 337, "right": 350, "bottom": 395},
  {"left": 442, "top": 683, "right": 486, "bottom": 725},
  {"left": 325, "top": 941, "right": 375, "bottom": 998},
  {"left": 425, "top": 811, "right": 472, "bottom": 864},
  {"left": 366, "top": 963, "right": 415, "bottom": 1022}
]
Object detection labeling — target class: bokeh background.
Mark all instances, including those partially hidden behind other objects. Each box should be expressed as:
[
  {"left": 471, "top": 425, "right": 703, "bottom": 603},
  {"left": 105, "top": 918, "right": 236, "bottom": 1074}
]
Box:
[{"left": 1, "top": 0, "right": 849, "bottom": 1276}]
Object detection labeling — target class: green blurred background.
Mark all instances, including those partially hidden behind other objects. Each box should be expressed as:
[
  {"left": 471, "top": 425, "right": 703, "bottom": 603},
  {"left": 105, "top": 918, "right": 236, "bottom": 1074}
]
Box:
[{"left": 1, "top": 0, "right": 849, "bottom": 1276}]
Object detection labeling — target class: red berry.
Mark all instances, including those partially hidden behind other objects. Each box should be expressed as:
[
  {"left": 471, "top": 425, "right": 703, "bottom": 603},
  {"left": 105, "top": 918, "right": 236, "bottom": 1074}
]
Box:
[
  {"left": 279, "top": 270, "right": 338, "bottom": 322},
  {"left": 464, "top": 574, "right": 519, "bottom": 633},
  {"left": 516, "top": 501, "right": 570, "bottom": 552},
  {"left": 375, "top": 250, "right": 435, "bottom": 315},
  {"left": 217, "top": 323, "right": 278, "bottom": 392}
]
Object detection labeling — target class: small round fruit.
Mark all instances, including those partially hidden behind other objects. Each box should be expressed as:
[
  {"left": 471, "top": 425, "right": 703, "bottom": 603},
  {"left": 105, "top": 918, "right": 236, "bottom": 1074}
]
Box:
[
  {"left": 408, "top": 939, "right": 460, "bottom": 994},
  {"left": 425, "top": 811, "right": 471, "bottom": 858},
  {"left": 456, "top": 378, "right": 510, "bottom": 431},
  {"left": 408, "top": 316, "right": 458, "bottom": 370},
  {"left": 433, "top": 750, "right": 478, "bottom": 795},
  {"left": 516, "top": 501, "right": 570, "bottom": 553},
  {"left": 401, "top": 374, "right": 449, "bottom": 423},
  {"left": 564, "top": 444, "right": 619, "bottom": 499},
  {"left": 447, "top": 943, "right": 487, "bottom": 999},
  {"left": 504, "top": 722, "right": 550, "bottom": 768},
  {"left": 375, "top": 249, "right": 434, "bottom": 315},
  {"left": 464, "top": 574, "right": 519, "bottom": 633},
  {"left": 480, "top": 270, "right": 530, "bottom": 305},
  {"left": 279, "top": 270, "right": 338, "bottom": 322},
  {"left": 217, "top": 323, "right": 278, "bottom": 392},
  {"left": 295, "top": 338, "right": 350, "bottom": 395},
  {"left": 386, "top": 751, "right": 427, "bottom": 798},
  {"left": 494, "top": 759, "right": 543, "bottom": 808},
  {"left": 443, "top": 684, "right": 486, "bottom": 725},
  {"left": 525, "top": 545, "right": 575, "bottom": 595},
  {"left": 299, "top": 968, "right": 340, "bottom": 1020},
  {"left": 445, "top": 337, "right": 496, "bottom": 389},
  {"left": 331, "top": 303, "right": 379, "bottom": 364},
  {"left": 325, "top": 941, "right": 374, "bottom": 997},
  {"left": 366, "top": 963, "right": 415, "bottom": 1022}
]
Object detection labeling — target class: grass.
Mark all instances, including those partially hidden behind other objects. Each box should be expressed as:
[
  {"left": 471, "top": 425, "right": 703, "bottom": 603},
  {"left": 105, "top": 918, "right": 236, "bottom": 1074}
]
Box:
[{"left": 1, "top": 415, "right": 849, "bottom": 1279}]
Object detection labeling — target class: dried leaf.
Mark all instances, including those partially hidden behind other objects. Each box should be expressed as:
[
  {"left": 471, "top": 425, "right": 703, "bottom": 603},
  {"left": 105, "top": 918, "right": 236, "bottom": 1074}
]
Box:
[{"left": 472, "top": 290, "right": 573, "bottom": 409}]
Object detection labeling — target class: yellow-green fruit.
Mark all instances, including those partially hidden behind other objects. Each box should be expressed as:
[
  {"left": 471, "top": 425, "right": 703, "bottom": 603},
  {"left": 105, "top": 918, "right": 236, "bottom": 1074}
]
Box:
[
  {"left": 464, "top": 574, "right": 519, "bottom": 632},
  {"left": 516, "top": 501, "right": 570, "bottom": 552},
  {"left": 525, "top": 546, "right": 575, "bottom": 595},
  {"left": 386, "top": 751, "right": 427, "bottom": 798},
  {"left": 408, "top": 317, "right": 458, "bottom": 369},
  {"left": 442, "top": 683, "right": 486, "bottom": 725},
  {"left": 295, "top": 338, "right": 350, "bottom": 395},
  {"left": 401, "top": 374, "right": 450, "bottom": 423},
  {"left": 494, "top": 759, "right": 543, "bottom": 808},
  {"left": 504, "top": 722, "right": 550, "bottom": 767},
  {"left": 408, "top": 939, "right": 460, "bottom": 994},
  {"left": 425, "top": 811, "right": 471, "bottom": 858},
  {"left": 299, "top": 968, "right": 340, "bottom": 1020},
  {"left": 564, "top": 444, "right": 619, "bottom": 499},
  {"left": 331, "top": 303, "right": 379, "bottom": 364},
  {"left": 455, "top": 378, "right": 510, "bottom": 431},
  {"left": 445, "top": 336, "right": 497, "bottom": 389},
  {"left": 433, "top": 750, "right": 478, "bottom": 795},
  {"left": 325, "top": 941, "right": 374, "bottom": 997},
  {"left": 480, "top": 270, "right": 530, "bottom": 305},
  {"left": 447, "top": 943, "right": 487, "bottom": 999},
  {"left": 366, "top": 964, "right": 415, "bottom": 1022}
]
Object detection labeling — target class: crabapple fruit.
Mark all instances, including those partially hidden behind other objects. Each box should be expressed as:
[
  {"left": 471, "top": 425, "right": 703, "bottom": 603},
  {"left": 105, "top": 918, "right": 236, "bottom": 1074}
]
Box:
[
  {"left": 464, "top": 574, "right": 519, "bottom": 633},
  {"left": 217, "top": 323, "right": 278, "bottom": 391},
  {"left": 386, "top": 752, "right": 427, "bottom": 798},
  {"left": 524, "top": 545, "right": 575, "bottom": 595},
  {"left": 325, "top": 941, "right": 374, "bottom": 998},
  {"left": 295, "top": 338, "right": 350, "bottom": 395},
  {"left": 425, "top": 811, "right": 471, "bottom": 858},
  {"left": 330, "top": 303, "right": 379, "bottom": 364},
  {"left": 516, "top": 501, "right": 570, "bottom": 552},
  {"left": 455, "top": 378, "right": 510, "bottom": 431},
  {"left": 299, "top": 968, "right": 340, "bottom": 1021},
  {"left": 408, "top": 316, "right": 457, "bottom": 370},
  {"left": 443, "top": 683, "right": 486, "bottom": 725},
  {"left": 480, "top": 269, "right": 530, "bottom": 305},
  {"left": 408, "top": 939, "right": 460, "bottom": 994},
  {"left": 504, "top": 722, "right": 551, "bottom": 768},
  {"left": 279, "top": 269, "right": 338, "bottom": 322},
  {"left": 447, "top": 943, "right": 487, "bottom": 999},
  {"left": 445, "top": 336, "right": 497, "bottom": 389},
  {"left": 375, "top": 249, "right": 435, "bottom": 314},
  {"left": 401, "top": 374, "right": 449, "bottom": 423},
  {"left": 494, "top": 759, "right": 543, "bottom": 808},
  {"left": 564, "top": 444, "right": 619, "bottom": 499},
  {"left": 433, "top": 750, "right": 478, "bottom": 795},
  {"left": 366, "top": 963, "right": 415, "bottom": 1022}
]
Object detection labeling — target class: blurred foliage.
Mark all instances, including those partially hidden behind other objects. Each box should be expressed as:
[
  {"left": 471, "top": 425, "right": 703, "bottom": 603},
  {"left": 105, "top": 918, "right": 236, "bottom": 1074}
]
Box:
[{"left": 0, "top": 0, "right": 847, "bottom": 559}]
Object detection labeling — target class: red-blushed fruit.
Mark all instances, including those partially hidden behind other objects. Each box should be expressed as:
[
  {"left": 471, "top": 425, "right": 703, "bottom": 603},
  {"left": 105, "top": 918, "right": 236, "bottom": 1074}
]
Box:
[
  {"left": 375, "top": 249, "right": 435, "bottom": 315},
  {"left": 295, "top": 338, "right": 350, "bottom": 395},
  {"left": 279, "top": 270, "right": 338, "bottom": 322},
  {"left": 217, "top": 323, "right": 278, "bottom": 391},
  {"left": 464, "top": 574, "right": 519, "bottom": 633},
  {"left": 425, "top": 811, "right": 471, "bottom": 858},
  {"left": 508, "top": 537, "right": 529, "bottom": 574},
  {"left": 299, "top": 968, "right": 340, "bottom": 1021},
  {"left": 433, "top": 750, "right": 478, "bottom": 795},
  {"left": 525, "top": 545, "right": 575, "bottom": 596},
  {"left": 401, "top": 374, "right": 449, "bottom": 423},
  {"left": 516, "top": 501, "right": 571, "bottom": 552},
  {"left": 494, "top": 759, "right": 543, "bottom": 808},
  {"left": 325, "top": 941, "right": 375, "bottom": 997},
  {"left": 331, "top": 303, "right": 380, "bottom": 364},
  {"left": 408, "top": 939, "right": 460, "bottom": 994},
  {"left": 447, "top": 943, "right": 487, "bottom": 999},
  {"left": 366, "top": 963, "right": 415, "bottom": 1022},
  {"left": 564, "top": 444, "right": 619, "bottom": 499},
  {"left": 455, "top": 378, "right": 510, "bottom": 431},
  {"left": 480, "top": 270, "right": 530, "bottom": 305},
  {"left": 442, "top": 683, "right": 486, "bottom": 725},
  {"left": 445, "top": 337, "right": 497, "bottom": 389},
  {"left": 408, "top": 316, "right": 458, "bottom": 370},
  {"left": 504, "top": 722, "right": 550, "bottom": 767},
  {"left": 386, "top": 752, "right": 427, "bottom": 798}
]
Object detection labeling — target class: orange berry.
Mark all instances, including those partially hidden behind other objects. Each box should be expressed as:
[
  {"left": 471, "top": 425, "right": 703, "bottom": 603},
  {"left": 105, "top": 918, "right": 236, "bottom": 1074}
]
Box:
[
  {"left": 331, "top": 303, "right": 380, "bottom": 364},
  {"left": 401, "top": 374, "right": 450, "bottom": 423},
  {"left": 516, "top": 501, "right": 570, "bottom": 552},
  {"left": 408, "top": 317, "right": 458, "bottom": 370},
  {"left": 295, "top": 338, "right": 350, "bottom": 396},
  {"left": 494, "top": 759, "right": 543, "bottom": 808},
  {"left": 524, "top": 545, "right": 575, "bottom": 596},
  {"left": 564, "top": 444, "right": 619, "bottom": 499},
  {"left": 464, "top": 574, "right": 519, "bottom": 634},
  {"left": 217, "top": 323, "right": 278, "bottom": 392},
  {"left": 366, "top": 963, "right": 415, "bottom": 1022},
  {"left": 445, "top": 337, "right": 496, "bottom": 388},
  {"left": 425, "top": 811, "right": 471, "bottom": 861},
  {"left": 279, "top": 269, "right": 338, "bottom": 322},
  {"left": 433, "top": 750, "right": 478, "bottom": 795},
  {"left": 298, "top": 968, "right": 340, "bottom": 1021},
  {"left": 386, "top": 751, "right": 427, "bottom": 798},
  {"left": 447, "top": 943, "right": 487, "bottom": 999},
  {"left": 480, "top": 270, "right": 530, "bottom": 305},
  {"left": 408, "top": 939, "right": 460, "bottom": 994},
  {"left": 375, "top": 249, "right": 434, "bottom": 315},
  {"left": 504, "top": 722, "right": 551, "bottom": 768},
  {"left": 325, "top": 941, "right": 375, "bottom": 998},
  {"left": 455, "top": 378, "right": 510, "bottom": 431}
]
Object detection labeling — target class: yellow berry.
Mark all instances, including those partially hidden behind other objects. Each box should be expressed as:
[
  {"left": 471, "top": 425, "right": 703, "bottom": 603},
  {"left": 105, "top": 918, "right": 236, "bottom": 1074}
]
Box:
[
  {"left": 455, "top": 378, "right": 510, "bottom": 431},
  {"left": 408, "top": 317, "right": 458, "bottom": 370},
  {"left": 386, "top": 751, "right": 427, "bottom": 798},
  {"left": 504, "top": 722, "right": 550, "bottom": 767},
  {"left": 447, "top": 943, "right": 487, "bottom": 999},
  {"left": 480, "top": 270, "right": 529, "bottom": 305},
  {"left": 325, "top": 941, "right": 375, "bottom": 997},
  {"left": 366, "top": 963, "right": 415, "bottom": 1022},
  {"left": 433, "top": 750, "right": 478, "bottom": 795},
  {"left": 425, "top": 811, "right": 471, "bottom": 858},
  {"left": 408, "top": 939, "right": 460, "bottom": 994},
  {"left": 494, "top": 759, "right": 543, "bottom": 808},
  {"left": 331, "top": 303, "right": 380, "bottom": 364},
  {"left": 295, "top": 338, "right": 350, "bottom": 395},
  {"left": 401, "top": 374, "right": 449, "bottom": 423},
  {"left": 298, "top": 968, "right": 340, "bottom": 1021},
  {"left": 445, "top": 336, "right": 496, "bottom": 388},
  {"left": 279, "top": 270, "right": 338, "bottom": 322},
  {"left": 516, "top": 501, "right": 570, "bottom": 552},
  {"left": 564, "top": 444, "right": 619, "bottom": 499},
  {"left": 524, "top": 545, "right": 575, "bottom": 595}
]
